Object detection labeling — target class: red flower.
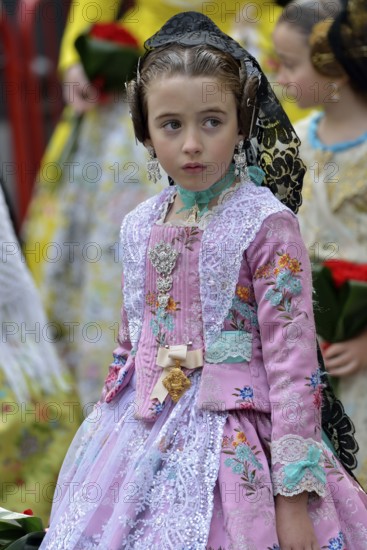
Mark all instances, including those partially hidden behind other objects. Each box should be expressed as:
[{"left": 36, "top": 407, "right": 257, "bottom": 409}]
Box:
[
  {"left": 90, "top": 23, "right": 139, "bottom": 48},
  {"left": 22, "top": 509, "right": 34, "bottom": 515},
  {"left": 323, "top": 259, "right": 367, "bottom": 288}
]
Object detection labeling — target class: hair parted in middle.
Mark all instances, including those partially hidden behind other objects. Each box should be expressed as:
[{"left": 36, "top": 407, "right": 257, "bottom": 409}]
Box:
[{"left": 127, "top": 44, "right": 259, "bottom": 144}]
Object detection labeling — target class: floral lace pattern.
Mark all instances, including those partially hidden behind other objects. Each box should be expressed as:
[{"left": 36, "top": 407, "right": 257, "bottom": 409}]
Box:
[
  {"left": 199, "top": 183, "right": 287, "bottom": 348},
  {"left": 42, "top": 373, "right": 227, "bottom": 549},
  {"left": 205, "top": 330, "right": 252, "bottom": 363},
  {"left": 271, "top": 434, "right": 326, "bottom": 497}
]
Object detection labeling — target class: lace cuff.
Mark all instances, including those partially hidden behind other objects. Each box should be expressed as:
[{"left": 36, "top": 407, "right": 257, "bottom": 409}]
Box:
[
  {"left": 271, "top": 435, "right": 326, "bottom": 497},
  {"left": 205, "top": 330, "right": 252, "bottom": 363}
]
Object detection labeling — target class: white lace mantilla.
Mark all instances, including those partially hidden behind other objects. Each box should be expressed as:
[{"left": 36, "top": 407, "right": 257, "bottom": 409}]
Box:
[
  {"left": 271, "top": 434, "right": 326, "bottom": 497},
  {"left": 120, "top": 182, "right": 289, "bottom": 351}
]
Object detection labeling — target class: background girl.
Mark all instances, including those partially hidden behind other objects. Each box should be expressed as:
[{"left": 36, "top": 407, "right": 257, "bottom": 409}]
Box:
[
  {"left": 273, "top": 0, "right": 367, "bottom": 488},
  {"left": 40, "top": 11, "right": 367, "bottom": 549}
]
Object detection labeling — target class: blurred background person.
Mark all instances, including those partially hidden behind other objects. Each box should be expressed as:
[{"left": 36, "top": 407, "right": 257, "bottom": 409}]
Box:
[
  {"left": 273, "top": 0, "right": 367, "bottom": 486},
  {"left": 0, "top": 182, "right": 80, "bottom": 523}
]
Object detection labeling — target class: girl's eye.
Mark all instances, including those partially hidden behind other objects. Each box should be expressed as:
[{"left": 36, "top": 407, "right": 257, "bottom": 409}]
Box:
[
  {"left": 280, "top": 59, "right": 296, "bottom": 70},
  {"left": 204, "top": 118, "right": 221, "bottom": 128},
  {"left": 162, "top": 120, "right": 181, "bottom": 130}
]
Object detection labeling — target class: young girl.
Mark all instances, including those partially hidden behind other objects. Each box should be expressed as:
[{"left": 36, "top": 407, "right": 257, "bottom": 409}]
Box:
[
  {"left": 273, "top": 0, "right": 367, "bottom": 488},
  {"left": 23, "top": 0, "right": 247, "bottom": 408},
  {"left": 40, "top": 11, "right": 367, "bottom": 549}
]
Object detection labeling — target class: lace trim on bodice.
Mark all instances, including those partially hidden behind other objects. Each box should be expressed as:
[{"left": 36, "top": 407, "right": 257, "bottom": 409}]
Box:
[
  {"left": 120, "top": 182, "right": 288, "bottom": 351},
  {"left": 155, "top": 180, "right": 243, "bottom": 229}
]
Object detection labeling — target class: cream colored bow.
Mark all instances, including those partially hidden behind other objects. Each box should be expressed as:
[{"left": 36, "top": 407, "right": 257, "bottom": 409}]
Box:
[{"left": 151, "top": 344, "right": 203, "bottom": 402}]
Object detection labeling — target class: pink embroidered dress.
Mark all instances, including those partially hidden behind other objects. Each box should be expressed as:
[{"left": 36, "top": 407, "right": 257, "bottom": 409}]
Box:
[{"left": 40, "top": 181, "right": 367, "bottom": 550}]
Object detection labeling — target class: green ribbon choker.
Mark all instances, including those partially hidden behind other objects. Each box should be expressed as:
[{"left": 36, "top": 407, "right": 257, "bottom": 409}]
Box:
[
  {"left": 176, "top": 164, "right": 236, "bottom": 218},
  {"left": 175, "top": 164, "right": 265, "bottom": 220}
]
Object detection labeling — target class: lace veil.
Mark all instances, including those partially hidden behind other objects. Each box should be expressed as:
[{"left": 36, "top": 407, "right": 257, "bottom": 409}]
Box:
[{"left": 143, "top": 11, "right": 305, "bottom": 213}]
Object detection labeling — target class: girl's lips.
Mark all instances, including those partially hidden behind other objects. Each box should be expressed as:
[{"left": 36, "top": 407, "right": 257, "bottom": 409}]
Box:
[{"left": 182, "top": 164, "right": 205, "bottom": 174}]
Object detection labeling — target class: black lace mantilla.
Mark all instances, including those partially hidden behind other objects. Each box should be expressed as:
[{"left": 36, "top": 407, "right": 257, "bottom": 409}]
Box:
[
  {"left": 144, "top": 11, "right": 305, "bottom": 213},
  {"left": 318, "top": 344, "right": 359, "bottom": 476}
]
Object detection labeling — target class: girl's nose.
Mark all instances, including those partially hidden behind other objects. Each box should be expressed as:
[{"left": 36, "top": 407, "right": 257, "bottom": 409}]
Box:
[{"left": 182, "top": 128, "right": 202, "bottom": 154}]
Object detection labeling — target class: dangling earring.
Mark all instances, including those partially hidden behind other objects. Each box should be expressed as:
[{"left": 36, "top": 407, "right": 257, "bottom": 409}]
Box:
[
  {"left": 331, "top": 82, "right": 340, "bottom": 102},
  {"left": 146, "top": 146, "right": 162, "bottom": 184},
  {"left": 233, "top": 140, "right": 248, "bottom": 184}
]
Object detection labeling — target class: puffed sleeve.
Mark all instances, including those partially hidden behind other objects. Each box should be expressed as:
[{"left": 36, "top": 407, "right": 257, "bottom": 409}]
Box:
[{"left": 246, "top": 210, "right": 326, "bottom": 497}]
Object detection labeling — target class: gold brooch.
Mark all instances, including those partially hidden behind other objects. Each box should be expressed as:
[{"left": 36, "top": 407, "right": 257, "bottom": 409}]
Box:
[{"left": 162, "top": 359, "right": 191, "bottom": 402}]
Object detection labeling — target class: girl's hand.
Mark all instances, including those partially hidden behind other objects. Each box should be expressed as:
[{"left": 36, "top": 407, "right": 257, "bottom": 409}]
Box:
[
  {"left": 323, "top": 329, "right": 367, "bottom": 377},
  {"left": 275, "top": 493, "right": 321, "bottom": 550},
  {"left": 62, "top": 64, "right": 99, "bottom": 114}
]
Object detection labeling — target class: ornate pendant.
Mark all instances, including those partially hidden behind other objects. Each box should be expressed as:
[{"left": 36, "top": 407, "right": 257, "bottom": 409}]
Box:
[
  {"left": 186, "top": 203, "right": 199, "bottom": 224},
  {"left": 162, "top": 360, "right": 191, "bottom": 402}
]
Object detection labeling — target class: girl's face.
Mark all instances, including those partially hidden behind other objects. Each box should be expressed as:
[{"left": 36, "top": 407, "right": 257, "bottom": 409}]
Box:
[
  {"left": 273, "top": 22, "right": 338, "bottom": 109},
  {"left": 145, "top": 75, "right": 243, "bottom": 191}
]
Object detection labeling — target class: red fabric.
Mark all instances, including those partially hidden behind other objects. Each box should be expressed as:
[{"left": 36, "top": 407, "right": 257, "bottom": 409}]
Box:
[
  {"left": 89, "top": 23, "right": 139, "bottom": 48},
  {"left": 323, "top": 259, "right": 367, "bottom": 288}
]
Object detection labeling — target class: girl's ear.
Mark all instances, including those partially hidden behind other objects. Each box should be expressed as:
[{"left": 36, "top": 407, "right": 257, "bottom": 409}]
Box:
[{"left": 144, "top": 138, "right": 153, "bottom": 148}]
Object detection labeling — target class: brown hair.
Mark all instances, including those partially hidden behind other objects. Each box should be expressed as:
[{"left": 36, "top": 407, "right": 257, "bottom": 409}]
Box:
[
  {"left": 127, "top": 44, "right": 259, "bottom": 143},
  {"left": 276, "top": 0, "right": 367, "bottom": 95},
  {"left": 276, "top": 0, "right": 345, "bottom": 78}
]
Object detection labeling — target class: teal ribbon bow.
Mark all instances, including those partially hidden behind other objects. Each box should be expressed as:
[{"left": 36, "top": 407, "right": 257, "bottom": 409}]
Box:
[
  {"left": 283, "top": 445, "right": 326, "bottom": 490},
  {"left": 176, "top": 164, "right": 236, "bottom": 216},
  {"left": 176, "top": 164, "right": 265, "bottom": 218}
]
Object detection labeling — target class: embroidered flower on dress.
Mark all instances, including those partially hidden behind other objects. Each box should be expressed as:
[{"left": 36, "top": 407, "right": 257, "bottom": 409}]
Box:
[
  {"left": 256, "top": 250, "right": 305, "bottom": 328},
  {"left": 254, "top": 262, "right": 273, "bottom": 279},
  {"left": 171, "top": 226, "right": 200, "bottom": 250},
  {"left": 231, "top": 431, "right": 247, "bottom": 447},
  {"left": 236, "top": 285, "right": 252, "bottom": 302},
  {"left": 322, "top": 531, "right": 345, "bottom": 550},
  {"left": 265, "top": 288, "right": 283, "bottom": 306},
  {"left": 149, "top": 399, "right": 165, "bottom": 416},
  {"left": 166, "top": 297, "right": 179, "bottom": 312},
  {"left": 232, "top": 386, "right": 254, "bottom": 409},
  {"left": 306, "top": 368, "right": 323, "bottom": 389},
  {"left": 146, "top": 291, "right": 158, "bottom": 307},
  {"left": 227, "top": 292, "right": 258, "bottom": 332},
  {"left": 305, "top": 368, "right": 324, "bottom": 413},
  {"left": 112, "top": 353, "right": 127, "bottom": 366},
  {"left": 223, "top": 437, "right": 264, "bottom": 490}
]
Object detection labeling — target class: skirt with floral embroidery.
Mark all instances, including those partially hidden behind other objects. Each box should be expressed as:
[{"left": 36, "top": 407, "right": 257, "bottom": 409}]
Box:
[{"left": 39, "top": 371, "right": 367, "bottom": 550}]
